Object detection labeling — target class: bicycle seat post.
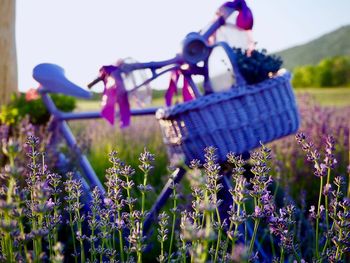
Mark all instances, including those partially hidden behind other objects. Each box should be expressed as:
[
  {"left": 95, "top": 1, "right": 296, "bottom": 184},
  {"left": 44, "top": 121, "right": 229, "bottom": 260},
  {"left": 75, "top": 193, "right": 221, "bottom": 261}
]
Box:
[{"left": 35, "top": 76, "right": 106, "bottom": 195}]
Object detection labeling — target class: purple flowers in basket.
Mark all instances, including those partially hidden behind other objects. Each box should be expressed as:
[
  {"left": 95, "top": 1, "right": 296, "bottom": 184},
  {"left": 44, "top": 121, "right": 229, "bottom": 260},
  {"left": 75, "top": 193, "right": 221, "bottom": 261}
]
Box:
[{"left": 233, "top": 48, "right": 283, "bottom": 85}]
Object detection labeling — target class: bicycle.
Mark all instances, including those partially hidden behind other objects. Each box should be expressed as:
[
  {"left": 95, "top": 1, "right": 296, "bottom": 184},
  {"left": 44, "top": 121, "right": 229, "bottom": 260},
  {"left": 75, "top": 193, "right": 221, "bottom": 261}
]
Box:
[{"left": 32, "top": 0, "right": 298, "bottom": 258}]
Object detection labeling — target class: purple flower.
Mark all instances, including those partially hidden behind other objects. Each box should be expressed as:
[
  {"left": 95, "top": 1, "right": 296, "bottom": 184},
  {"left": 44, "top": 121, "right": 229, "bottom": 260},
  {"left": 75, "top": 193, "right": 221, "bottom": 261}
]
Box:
[
  {"left": 45, "top": 198, "right": 55, "bottom": 210},
  {"left": 269, "top": 205, "right": 297, "bottom": 253},
  {"left": 139, "top": 148, "right": 155, "bottom": 172},
  {"left": 323, "top": 135, "right": 337, "bottom": 169},
  {"left": 313, "top": 162, "right": 327, "bottom": 177},
  {"left": 253, "top": 206, "right": 264, "bottom": 218},
  {"left": 309, "top": 205, "right": 316, "bottom": 219},
  {"left": 261, "top": 191, "right": 275, "bottom": 216},
  {"left": 323, "top": 183, "right": 332, "bottom": 196},
  {"left": 103, "top": 198, "right": 113, "bottom": 207},
  {"left": 319, "top": 205, "right": 325, "bottom": 215},
  {"left": 295, "top": 132, "right": 306, "bottom": 143}
]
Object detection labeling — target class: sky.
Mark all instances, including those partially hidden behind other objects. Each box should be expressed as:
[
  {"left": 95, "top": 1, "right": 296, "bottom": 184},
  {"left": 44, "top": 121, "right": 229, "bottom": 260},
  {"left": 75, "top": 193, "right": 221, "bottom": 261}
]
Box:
[{"left": 16, "top": 0, "right": 350, "bottom": 92}]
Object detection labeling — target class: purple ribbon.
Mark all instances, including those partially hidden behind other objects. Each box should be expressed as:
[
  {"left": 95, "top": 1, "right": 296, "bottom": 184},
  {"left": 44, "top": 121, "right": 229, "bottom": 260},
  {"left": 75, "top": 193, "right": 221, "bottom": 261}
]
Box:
[
  {"left": 182, "top": 76, "right": 194, "bottom": 102},
  {"left": 165, "top": 70, "right": 180, "bottom": 107},
  {"left": 165, "top": 70, "right": 194, "bottom": 106},
  {"left": 100, "top": 66, "right": 194, "bottom": 127},
  {"left": 100, "top": 66, "right": 131, "bottom": 128},
  {"left": 220, "top": 0, "right": 253, "bottom": 30},
  {"left": 236, "top": 4, "right": 253, "bottom": 30}
]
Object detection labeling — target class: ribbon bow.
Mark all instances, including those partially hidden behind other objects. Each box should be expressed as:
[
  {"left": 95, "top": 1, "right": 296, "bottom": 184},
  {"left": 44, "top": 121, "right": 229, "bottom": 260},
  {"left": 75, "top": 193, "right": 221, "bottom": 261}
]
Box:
[
  {"left": 100, "top": 66, "right": 131, "bottom": 128},
  {"left": 213, "top": 0, "right": 254, "bottom": 54},
  {"left": 220, "top": 0, "right": 253, "bottom": 30},
  {"left": 165, "top": 70, "right": 195, "bottom": 107}
]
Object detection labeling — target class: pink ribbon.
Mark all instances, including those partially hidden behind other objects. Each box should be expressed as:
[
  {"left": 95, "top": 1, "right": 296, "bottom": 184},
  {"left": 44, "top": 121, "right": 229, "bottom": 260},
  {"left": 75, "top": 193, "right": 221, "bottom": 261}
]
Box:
[
  {"left": 236, "top": 4, "right": 253, "bottom": 30},
  {"left": 100, "top": 66, "right": 131, "bottom": 128},
  {"left": 219, "top": 0, "right": 253, "bottom": 30},
  {"left": 182, "top": 76, "right": 194, "bottom": 102},
  {"left": 211, "top": 0, "right": 255, "bottom": 54},
  {"left": 165, "top": 70, "right": 194, "bottom": 107}
]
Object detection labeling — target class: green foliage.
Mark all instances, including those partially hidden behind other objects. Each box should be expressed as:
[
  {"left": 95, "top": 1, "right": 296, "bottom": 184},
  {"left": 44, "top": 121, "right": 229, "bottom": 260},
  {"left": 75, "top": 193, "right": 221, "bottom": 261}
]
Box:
[
  {"left": 291, "top": 65, "right": 315, "bottom": 87},
  {"left": 0, "top": 93, "right": 76, "bottom": 125},
  {"left": 276, "top": 25, "right": 350, "bottom": 70},
  {"left": 315, "top": 58, "right": 334, "bottom": 86},
  {"left": 152, "top": 89, "right": 167, "bottom": 100},
  {"left": 292, "top": 56, "right": 350, "bottom": 88},
  {"left": 0, "top": 105, "right": 19, "bottom": 125}
]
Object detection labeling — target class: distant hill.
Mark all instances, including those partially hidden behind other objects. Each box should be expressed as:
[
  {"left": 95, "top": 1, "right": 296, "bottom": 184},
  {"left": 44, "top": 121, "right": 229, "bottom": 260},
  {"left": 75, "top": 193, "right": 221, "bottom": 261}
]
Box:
[{"left": 275, "top": 25, "right": 350, "bottom": 70}]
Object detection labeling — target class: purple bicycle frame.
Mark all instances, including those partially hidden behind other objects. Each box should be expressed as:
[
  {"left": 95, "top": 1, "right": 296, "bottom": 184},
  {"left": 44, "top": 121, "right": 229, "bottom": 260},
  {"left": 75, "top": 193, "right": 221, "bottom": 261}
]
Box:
[
  {"left": 35, "top": 1, "right": 261, "bottom": 244},
  {"left": 37, "top": 0, "right": 250, "bottom": 191},
  {"left": 39, "top": 90, "right": 188, "bottom": 234}
]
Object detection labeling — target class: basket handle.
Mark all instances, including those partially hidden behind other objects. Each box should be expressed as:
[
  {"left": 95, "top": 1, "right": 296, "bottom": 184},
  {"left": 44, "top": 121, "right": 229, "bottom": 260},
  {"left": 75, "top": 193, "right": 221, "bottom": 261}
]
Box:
[{"left": 212, "top": 41, "right": 246, "bottom": 87}]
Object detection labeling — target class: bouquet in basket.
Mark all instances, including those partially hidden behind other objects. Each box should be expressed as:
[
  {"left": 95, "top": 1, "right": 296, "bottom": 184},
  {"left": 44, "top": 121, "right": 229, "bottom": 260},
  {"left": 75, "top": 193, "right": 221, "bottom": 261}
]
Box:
[{"left": 158, "top": 1, "right": 299, "bottom": 164}]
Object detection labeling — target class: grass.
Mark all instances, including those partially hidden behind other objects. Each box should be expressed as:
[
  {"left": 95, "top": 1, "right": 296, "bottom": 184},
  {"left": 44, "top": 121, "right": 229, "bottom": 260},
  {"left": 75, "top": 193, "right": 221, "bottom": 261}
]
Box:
[
  {"left": 75, "top": 97, "right": 166, "bottom": 111},
  {"left": 2, "top": 128, "right": 349, "bottom": 262},
  {"left": 2, "top": 82, "right": 350, "bottom": 262},
  {"left": 72, "top": 86, "right": 350, "bottom": 189},
  {"left": 72, "top": 86, "right": 350, "bottom": 186},
  {"left": 294, "top": 87, "right": 350, "bottom": 106},
  {"left": 76, "top": 87, "right": 350, "bottom": 111},
  {"left": 69, "top": 117, "right": 168, "bottom": 188},
  {"left": 74, "top": 100, "right": 101, "bottom": 111}
]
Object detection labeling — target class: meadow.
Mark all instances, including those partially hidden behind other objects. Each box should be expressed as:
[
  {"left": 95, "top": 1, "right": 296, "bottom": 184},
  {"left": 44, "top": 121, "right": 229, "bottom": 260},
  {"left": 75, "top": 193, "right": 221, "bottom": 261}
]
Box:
[
  {"left": 1, "top": 0, "right": 349, "bottom": 260},
  {"left": 76, "top": 87, "right": 350, "bottom": 111},
  {"left": 294, "top": 87, "right": 350, "bottom": 107},
  {"left": 0, "top": 87, "right": 349, "bottom": 262},
  {"left": 74, "top": 87, "right": 350, "bottom": 188}
]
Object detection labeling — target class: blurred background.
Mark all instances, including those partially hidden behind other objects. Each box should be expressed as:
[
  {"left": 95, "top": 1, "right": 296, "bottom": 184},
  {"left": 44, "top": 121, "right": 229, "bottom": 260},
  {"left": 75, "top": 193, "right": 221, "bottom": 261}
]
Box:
[{"left": 14, "top": 0, "right": 350, "bottom": 94}]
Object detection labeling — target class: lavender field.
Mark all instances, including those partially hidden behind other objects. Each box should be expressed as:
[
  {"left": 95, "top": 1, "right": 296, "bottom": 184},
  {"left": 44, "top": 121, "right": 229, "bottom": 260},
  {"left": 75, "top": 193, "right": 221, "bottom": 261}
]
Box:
[
  {"left": 0, "top": 91, "right": 349, "bottom": 262},
  {"left": 2, "top": 0, "right": 350, "bottom": 261}
]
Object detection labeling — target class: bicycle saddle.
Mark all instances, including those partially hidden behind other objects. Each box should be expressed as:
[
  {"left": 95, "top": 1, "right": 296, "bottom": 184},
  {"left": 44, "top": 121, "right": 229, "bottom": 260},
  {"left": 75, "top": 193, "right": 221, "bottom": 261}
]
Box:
[{"left": 33, "top": 63, "right": 92, "bottom": 99}]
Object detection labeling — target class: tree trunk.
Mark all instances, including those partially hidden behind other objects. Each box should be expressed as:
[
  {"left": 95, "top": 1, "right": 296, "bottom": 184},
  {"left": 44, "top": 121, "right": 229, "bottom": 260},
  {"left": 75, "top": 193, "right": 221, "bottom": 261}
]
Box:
[{"left": 0, "top": 0, "right": 17, "bottom": 105}]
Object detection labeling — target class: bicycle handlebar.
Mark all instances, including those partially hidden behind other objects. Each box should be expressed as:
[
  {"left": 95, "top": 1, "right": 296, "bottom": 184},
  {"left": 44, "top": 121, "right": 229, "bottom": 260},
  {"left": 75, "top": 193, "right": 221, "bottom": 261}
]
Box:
[
  {"left": 88, "top": 0, "right": 252, "bottom": 90},
  {"left": 87, "top": 77, "right": 103, "bottom": 89}
]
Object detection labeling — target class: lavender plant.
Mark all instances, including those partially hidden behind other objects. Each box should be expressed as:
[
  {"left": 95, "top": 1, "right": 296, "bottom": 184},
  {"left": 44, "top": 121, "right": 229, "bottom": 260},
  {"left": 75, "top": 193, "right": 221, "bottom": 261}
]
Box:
[
  {"left": 105, "top": 151, "right": 125, "bottom": 262},
  {"left": 296, "top": 132, "right": 350, "bottom": 262},
  {"left": 225, "top": 153, "right": 248, "bottom": 259},
  {"left": 0, "top": 134, "right": 63, "bottom": 262},
  {"left": 64, "top": 173, "right": 85, "bottom": 263},
  {"left": 271, "top": 94, "right": 349, "bottom": 202},
  {"left": 167, "top": 167, "right": 179, "bottom": 262},
  {"left": 157, "top": 211, "right": 169, "bottom": 263},
  {"left": 1, "top": 128, "right": 349, "bottom": 262},
  {"left": 87, "top": 187, "right": 101, "bottom": 262}
]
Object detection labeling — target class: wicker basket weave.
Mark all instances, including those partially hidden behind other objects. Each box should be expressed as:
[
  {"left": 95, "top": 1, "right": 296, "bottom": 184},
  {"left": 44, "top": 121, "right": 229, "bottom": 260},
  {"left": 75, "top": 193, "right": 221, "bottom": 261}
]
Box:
[{"left": 156, "top": 72, "right": 299, "bottom": 164}]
